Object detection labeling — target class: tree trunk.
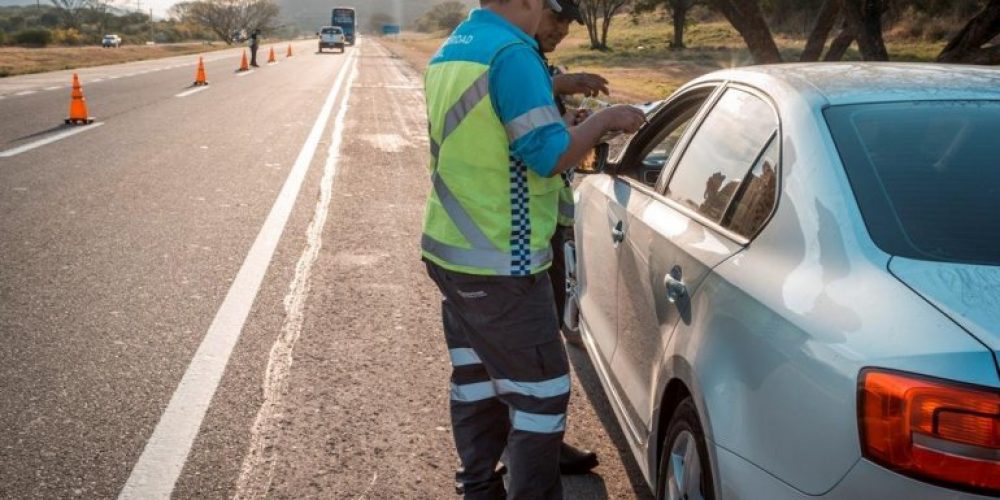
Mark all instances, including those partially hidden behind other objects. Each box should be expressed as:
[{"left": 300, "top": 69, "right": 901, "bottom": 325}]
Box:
[
  {"left": 937, "top": 0, "right": 1000, "bottom": 64},
  {"left": 841, "top": 0, "right": 888, "bottom": 60},
  {"left": 800, "top": 0, "right": 840, "bottom": 62},
  {"left": 671, "top": 0, "right": 688, "bottom": 49},
  {"left": 824, "top": 22, "right": 855, "bottom": 61},
  {"left": 600, "top": 13, "right": 612, "bottom": 50},
  {"left": 711, "top": 0, "right": 783, "bottom": 64},
  {"left": 581, "top": 1, "right": 602, "bottom": 49}
]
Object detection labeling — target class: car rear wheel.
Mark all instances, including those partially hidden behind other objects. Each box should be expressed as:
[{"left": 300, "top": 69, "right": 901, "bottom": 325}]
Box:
[{"left": 657, "top": 398, "right": 715, "bottom": 500}]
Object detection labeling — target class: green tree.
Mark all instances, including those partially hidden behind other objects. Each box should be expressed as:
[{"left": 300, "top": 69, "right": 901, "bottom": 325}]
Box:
[
  {"left": 415, "top": 1, "right": 467, "bottom": 33},
  {"left": 580, "top": 0, "right": 633, "bottom": 50},
  {"left": 633, "top": 0, "right": 697, "bottom": 49}
]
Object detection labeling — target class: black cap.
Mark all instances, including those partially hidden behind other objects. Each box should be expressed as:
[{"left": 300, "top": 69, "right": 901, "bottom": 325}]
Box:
[{"left": 553, "top": 0, "right": 584, "bottom": 24}]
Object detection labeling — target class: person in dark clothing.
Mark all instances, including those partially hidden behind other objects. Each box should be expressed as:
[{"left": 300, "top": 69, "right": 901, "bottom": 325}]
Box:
[
  {"left": 249, "top": 29, "right": 260, "bottom": 67},
  {"left": 535, "top": 0, "right": 610, "bottom": 477}
]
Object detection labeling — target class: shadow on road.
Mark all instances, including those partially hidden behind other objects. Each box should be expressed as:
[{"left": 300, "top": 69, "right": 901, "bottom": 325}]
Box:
[
  {"left": 11, "top": 124, "right": 75, "bottom": 143},
  {"left": 565, "top": 344, "right": 655, "bottom": 500}
]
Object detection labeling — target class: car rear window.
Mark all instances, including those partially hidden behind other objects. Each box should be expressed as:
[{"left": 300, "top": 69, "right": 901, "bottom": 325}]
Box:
[
  {"left": 825, "top": 101, "right": 1000, "bottom": 266},
  {"left": 322, "top": 28, "right": 341, "bottom": 34}
]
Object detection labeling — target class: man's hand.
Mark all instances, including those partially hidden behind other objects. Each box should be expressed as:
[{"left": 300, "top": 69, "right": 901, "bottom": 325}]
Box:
[
  {"left": 553, "top": 73, "right": 610, "bottom": 98},
  {"left": 563, "top": 108, "right": 592, "bottom": 127},
  {"left": 593, "top": 105, "right": 646, "bottom": 135}
]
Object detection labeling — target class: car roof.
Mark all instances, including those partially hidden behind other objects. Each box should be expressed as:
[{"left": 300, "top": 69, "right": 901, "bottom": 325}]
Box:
[{"left": 691, "top": 63, "right": 1000, "bottom": 105}]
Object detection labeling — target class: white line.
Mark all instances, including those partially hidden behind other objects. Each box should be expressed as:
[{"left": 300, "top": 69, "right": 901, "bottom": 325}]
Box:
[
  {"left": 175, "top": 86, "right": 209, "bottom": 98},
  {"left": 44, "top": 85, "right": 63, "bottom": 91},
  {"left": 233, "top": 51, "right": 359, "bottom": 500},
  {"left": 0, "top": 123, "right": 105, "bottom": 158},
  {"left": 15, "top": 90, "right": 37, "bottom": 96},
  {"left": 235, "top": 70, "right": 255, "bottom": 77},
  {"left": 117, "top": 49, "right": 359, "bottom": 500}
]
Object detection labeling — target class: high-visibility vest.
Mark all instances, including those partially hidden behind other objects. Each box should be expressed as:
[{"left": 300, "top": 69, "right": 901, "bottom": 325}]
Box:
[{"left": 422, "top": 27, "right": 564, "bottom": 276}]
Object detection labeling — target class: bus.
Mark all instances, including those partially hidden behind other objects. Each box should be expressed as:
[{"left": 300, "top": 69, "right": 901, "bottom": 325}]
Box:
[{"left": 331, "top": 7, "right": 356, "bottom": 45}]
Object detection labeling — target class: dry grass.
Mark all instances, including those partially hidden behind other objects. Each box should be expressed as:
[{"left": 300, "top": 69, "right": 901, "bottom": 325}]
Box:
[
  {"left": 0, "top": 42, "right": 231, "bottom": 77},
  {"left": 380, "top": 15, "right": 950, "bottom": 103}
]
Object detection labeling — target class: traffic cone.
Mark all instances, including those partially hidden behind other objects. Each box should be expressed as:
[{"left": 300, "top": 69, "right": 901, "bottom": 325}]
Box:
[
  {"left": 267, "top": 46, "right": 276, "bottom": 64},
  {"left": 238, "top": 50, "right": 249, "bottom": 72},
  {"left": 286, "top": 44, "right": 293, "bottom": 57},
  {"left": 65, "top": 73, "right": 94, "bottom": 125},
  {"left": 193, "top": 57, "right": 208, "bottom": 86}
]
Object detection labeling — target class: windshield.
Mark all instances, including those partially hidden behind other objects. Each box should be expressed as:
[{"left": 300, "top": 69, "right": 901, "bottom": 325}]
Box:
[
  {"left": 321, "top": 28, "right": 341, "bottom": 35},
  {"left": 825, "top": 101, "right": 1000, "bottom": 266}
]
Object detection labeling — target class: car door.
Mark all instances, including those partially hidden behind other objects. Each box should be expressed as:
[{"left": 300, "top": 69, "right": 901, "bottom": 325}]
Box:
[
  {"left": 575, "top": 86, "right": 717, "bottom": 373},
  {"left": 611, "top": 85, "right": 781, "bottom": 436}
]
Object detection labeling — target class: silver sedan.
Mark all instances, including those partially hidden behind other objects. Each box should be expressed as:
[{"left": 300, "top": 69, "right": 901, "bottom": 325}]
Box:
[{"left": 565, "top": 63, "right": 1000, "bottom": 499}]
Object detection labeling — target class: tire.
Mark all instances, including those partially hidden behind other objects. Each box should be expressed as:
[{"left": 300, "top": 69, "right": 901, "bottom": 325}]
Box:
[{"left": 656, "top": 398, "right": 715, "bottom": 500}]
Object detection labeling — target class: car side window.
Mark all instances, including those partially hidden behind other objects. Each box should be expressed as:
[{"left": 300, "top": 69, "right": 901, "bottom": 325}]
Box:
[
  {"left": 617, "top": 96, "right": 706, "bottom": 188},
  {"left": 665, "top": 88, "right": 777, "bottom": 225},
  {"left": 723, "top": 136, "right": 778, "bottom": 238}
]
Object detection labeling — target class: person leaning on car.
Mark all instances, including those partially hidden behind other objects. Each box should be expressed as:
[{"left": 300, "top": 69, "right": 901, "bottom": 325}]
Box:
[{"left": 420, "top": 0, "right": 645, "bottom": 498}]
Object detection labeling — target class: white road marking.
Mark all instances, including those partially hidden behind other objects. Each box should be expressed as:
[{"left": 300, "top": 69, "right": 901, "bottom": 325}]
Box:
[
  {"left": 235, "top": 70, "right": 255, "bottom": 77},
  {"left": 175, "top": 86, "right": 209, "bottom": 98},
  {"left": 118, "top": 48, "right": 360, "bottom": 500},
  {"left": 233, "top": 48, "right": 359, "bottom": 500},
  {"left": 0, "top": 123, "right": 105, "bottom": 158},
  {"left": 44, "top": 85, "right": 63, "bottom": 91},
  {"left": 15, "top": 90, "right": 37, "bottom": 96}
]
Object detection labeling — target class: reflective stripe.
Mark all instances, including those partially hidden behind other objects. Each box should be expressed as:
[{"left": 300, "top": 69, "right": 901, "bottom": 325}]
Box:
[
  {"left": 442, "top": 72, "right": 490, "bottom": 143},
  {"left": 495, "top": 374, "right": 570, "bottom": 399},
  {"left": 511, "top": 410, "right": 566, "bottom": 433},
  {"left": 505, "top": 105, "right": 563, "bottom": 143},
  {"left": 449, "top": 348, "right": 481, "bottom": 367},
  {"left": 422, "top": 234, "right": 552, "bottom": 275},
  {"left": 451, "top": 381, "right": 497, "bottom": 402},
  {"left": 559, "top": 201, "right": 574, "bottom": 219},
  {"left": 430, "top": 138, "right": 440, "bottom": 159},
  {"left": 433, "top": 173, "right": 498, "bottom": 251}
]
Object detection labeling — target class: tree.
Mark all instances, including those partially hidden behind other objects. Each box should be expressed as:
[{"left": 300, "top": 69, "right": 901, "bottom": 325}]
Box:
[
  {"left": 49, "top": 0, "right": 88, "bottom": 29},
  {"left": 708, "top": 0, "right": 782, "bottom": 63},
  {"left": 185, "top": 0, "right": 280, "bottom": 43},
  {"left": 414, "top": 1, "right": 466, "bottom": 33},
  {"left": 937, "top": 0, "right": 1000, "bottom": 64},
  {"left": 369, "top": 12, "right": 394, "bottom": 34},
  {"left": 634, "top": 0, "right": 698, "bottom": 49},
  {"left": 580, "top": 0, "right": 632, "bottom": 50}
]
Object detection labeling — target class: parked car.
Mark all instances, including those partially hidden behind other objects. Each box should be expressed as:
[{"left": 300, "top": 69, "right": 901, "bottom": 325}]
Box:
[
  {"left": 565, "top": 63, "right": 1000, "bottom": 499},
  {"left": 317, "top": 26, "right": 345, "bottom": 53},
  {"left": 101, "top": 34, "right": 122, "bottom": 48}
]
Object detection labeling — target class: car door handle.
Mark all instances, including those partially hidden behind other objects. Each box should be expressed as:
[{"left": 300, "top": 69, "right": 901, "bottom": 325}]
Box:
[
  {"left": 664, "top": 275, "right": 687, "bottom": 303},
  {"left": 610, "top": 220, "right": 625, "bottom": 244}
]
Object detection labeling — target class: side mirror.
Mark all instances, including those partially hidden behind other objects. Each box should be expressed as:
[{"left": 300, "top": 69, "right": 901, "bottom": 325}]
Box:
[{"left": 577, "top": 143, "right": 609, "bottom": 175}]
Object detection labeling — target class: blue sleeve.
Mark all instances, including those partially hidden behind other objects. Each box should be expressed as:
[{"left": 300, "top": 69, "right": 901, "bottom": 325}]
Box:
[{"left": 489, "top": 45, "right": 570, "bottom": 177}]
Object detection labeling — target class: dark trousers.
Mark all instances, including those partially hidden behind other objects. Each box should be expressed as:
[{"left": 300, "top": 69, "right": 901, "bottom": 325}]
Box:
[
  {"left": 425, "top": 261, "right": 569, "bottom": 500},
  {"left": 548, "top": 226, "right": 572, "bottom": 319},
  {"left": 250, "top": 44, "right": 259, "bottom": 65}
]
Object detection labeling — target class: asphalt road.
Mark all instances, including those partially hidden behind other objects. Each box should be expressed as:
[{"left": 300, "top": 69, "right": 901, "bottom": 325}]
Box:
[{"left": 0, "top": 39, "right": 653, "bottom": 499}]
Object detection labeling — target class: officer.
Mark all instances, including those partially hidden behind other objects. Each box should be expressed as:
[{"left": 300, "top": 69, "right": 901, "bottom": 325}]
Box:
[
  {"left": 535, "top": 0, "right": 609, "bottom": 351},
  {"left": 421, "top": 0, "right": 645, "bottom": 498},
  {"left": 249, "top": 29, "right": 260, "bottom": 67},
  {"left": 535, "top": 0, "right": 605, "bottom": 475}
]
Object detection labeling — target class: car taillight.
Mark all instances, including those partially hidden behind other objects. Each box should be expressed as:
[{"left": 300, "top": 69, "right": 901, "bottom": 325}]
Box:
[{"left": 859, "top": 368, "right": 999, "bottom": 495}]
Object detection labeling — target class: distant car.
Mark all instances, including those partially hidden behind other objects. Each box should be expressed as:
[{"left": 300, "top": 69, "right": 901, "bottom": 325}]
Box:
[
  {"left": 101, "top": 34, "right": 121, "bottom": 48},
  {"left": 566, "top": 63, "right": 1000, "bottom": 499},
  {"left": 318, "top": 26, "right": 345, "bottom": 53}
]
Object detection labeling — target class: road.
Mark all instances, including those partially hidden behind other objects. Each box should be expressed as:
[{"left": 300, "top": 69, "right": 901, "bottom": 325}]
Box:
[{"left": 0, "top": 38, "right": 653, "bottom": 499}]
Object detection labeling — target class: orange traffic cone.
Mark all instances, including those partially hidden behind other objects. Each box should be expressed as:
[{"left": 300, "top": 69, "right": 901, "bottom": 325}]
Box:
[
  {"left": 65, "top": 73, "right": 94, "bottom": 125},
  {"left": 286, "top": 44, "right": 293, "bottom": 57},
  {"left": 193, "top": 57, "right": 208, "bottom": 86},
  {"left": 267, "top": 46, "right": 276, "bottom": 64},
  {"left": 238, "top": 50, "right": 249, "bottom": 72}
]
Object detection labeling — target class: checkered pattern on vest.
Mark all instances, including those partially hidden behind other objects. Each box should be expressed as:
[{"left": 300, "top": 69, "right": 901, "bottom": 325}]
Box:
[{"left": 509, "top": 157, "right": 531, "bottom": 276}]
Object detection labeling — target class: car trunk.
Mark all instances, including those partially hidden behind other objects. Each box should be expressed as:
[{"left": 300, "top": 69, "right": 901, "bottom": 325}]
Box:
[{"left": 889, "top": 256, "right": 1000, "bottom": 372}]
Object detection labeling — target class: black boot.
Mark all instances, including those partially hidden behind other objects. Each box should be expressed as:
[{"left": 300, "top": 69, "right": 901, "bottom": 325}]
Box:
[{"left": 559, "top": 442, "right": 598, "bottom": 475}]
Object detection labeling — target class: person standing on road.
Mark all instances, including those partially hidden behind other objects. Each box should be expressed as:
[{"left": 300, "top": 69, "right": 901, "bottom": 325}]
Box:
[
  {"left": 421, "top": 0, "right": 645, "bottom": 498},
  {"left": 535, "top": 0, "right": 610, "bottom": 351},
  {"left": 249, "top": 29, "right": 261, "bottom": 67},
  {"left": 533, "top": 0, "right": 608, "bottom": 476}
]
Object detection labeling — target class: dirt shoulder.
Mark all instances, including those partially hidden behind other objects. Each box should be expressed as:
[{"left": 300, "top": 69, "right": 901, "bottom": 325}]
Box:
[{"left": 1, "top": 42, "right": 232, "bottom": 77}]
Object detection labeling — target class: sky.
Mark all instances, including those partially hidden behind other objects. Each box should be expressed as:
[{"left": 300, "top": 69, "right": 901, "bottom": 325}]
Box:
[{"left": 0, "top": 0, "right": 176, "bottom": 17}]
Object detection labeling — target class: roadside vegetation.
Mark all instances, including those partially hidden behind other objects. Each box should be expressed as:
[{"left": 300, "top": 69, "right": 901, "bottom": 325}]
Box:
[
  {"left": 383, "top": 0, "right": 998, "bottom": 103},
  {"left": 0, "top": 0, "right": 293, "bottom": 77}
]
